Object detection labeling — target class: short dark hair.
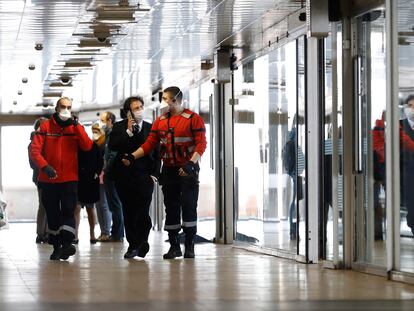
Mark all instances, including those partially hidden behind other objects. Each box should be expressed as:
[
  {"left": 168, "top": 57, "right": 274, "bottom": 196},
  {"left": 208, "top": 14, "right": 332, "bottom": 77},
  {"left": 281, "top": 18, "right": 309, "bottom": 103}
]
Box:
[
  {"left": 405, "top": 94, "right": 414, "bottom": 106},
  {"left": 163, "top": 86, "right": 182, "bottom": 102},
  {"left": 123, "top": 96, "right": 144, "bottom": 113},
  {"left": 105, "top": 111, "right": 116, "bottom": 124}
]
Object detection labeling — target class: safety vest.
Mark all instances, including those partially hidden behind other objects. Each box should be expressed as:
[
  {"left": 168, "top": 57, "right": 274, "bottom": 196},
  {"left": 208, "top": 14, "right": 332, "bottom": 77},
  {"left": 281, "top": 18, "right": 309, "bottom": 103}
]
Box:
[{"left": 149, "top": 109, "right": 206, "bottom": 166}]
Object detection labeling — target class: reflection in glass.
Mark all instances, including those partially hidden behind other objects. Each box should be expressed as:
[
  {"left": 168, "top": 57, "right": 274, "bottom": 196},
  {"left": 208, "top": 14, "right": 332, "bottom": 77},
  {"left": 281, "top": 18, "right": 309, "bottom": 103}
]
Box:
[
  {"left": 354, "top": 10, "right": 387, "bottom": 266},
  {"left": 234, "top": 38, "right": 306, "bottom": 255},
  {"left": 188, "top": 82, "right": 216, "bottom": 240},
  {"left": 397, "top": 0, "right": 414, "bottom": 273},
  {"left": 323, "top": 24, "right": 344, "bottom": 263}
]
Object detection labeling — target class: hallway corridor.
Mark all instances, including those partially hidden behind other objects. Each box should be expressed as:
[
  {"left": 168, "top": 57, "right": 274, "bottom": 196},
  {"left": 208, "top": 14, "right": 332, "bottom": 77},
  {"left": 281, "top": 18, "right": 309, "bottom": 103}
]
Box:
[{"left": 1, "top": 223, "right": 414, "bottom": 311}]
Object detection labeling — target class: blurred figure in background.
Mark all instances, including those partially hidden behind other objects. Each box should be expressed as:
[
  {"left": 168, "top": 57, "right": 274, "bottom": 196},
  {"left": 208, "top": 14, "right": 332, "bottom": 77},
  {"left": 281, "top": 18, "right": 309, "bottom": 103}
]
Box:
[
  {"left": 74, "top": 123, "right": 104, "bottom": 244},
  {"left": 93, "top": 120, "right": 112, "bottom": 242},
  {"left": 28, "top": 116, "right": 49, "bottom": 244},
  {"left": 101, "top": 111, "right": 125, "bottom": 242}
]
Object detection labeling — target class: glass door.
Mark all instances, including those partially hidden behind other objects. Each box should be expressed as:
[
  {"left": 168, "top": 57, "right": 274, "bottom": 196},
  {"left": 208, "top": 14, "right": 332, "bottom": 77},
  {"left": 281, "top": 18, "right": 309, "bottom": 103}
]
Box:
[
  {"left": 234, "top": 37, "right": 308, "bottom": 258},
  {"left": 322, "top": 24, "right": 344, "bottom": 264},
  {"left": 188, "top": 81, "right": 216, "bottom": 241},
  {"left": 353, "top": 8, "right": 387, "bottom": 267}
]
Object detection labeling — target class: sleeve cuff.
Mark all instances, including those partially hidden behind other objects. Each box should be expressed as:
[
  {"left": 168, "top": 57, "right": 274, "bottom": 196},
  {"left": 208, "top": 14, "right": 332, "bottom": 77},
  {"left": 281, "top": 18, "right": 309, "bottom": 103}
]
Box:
[{"left": 126, "top": 129, "right": 134, "bottom": 137}]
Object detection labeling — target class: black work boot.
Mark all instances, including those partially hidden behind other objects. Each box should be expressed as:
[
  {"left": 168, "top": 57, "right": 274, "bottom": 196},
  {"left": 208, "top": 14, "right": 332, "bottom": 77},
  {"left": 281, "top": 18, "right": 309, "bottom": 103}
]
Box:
[
  {"left": 50, "top": 245, "right": 61, "bottom": 261},
  {"left": 60, "top": 244, "right": 76, "bottom": 260},
  {"left": 184, "top": 234, "right": 195, "bottom": 259},
  {"left": 163, "top": 234, "right": 182, "bottom": 259}
]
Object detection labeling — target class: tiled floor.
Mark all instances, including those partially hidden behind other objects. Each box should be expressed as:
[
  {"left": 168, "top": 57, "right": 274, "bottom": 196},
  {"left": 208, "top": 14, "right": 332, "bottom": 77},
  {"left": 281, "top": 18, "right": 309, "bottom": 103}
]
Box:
[{"left": 1, "top": 223, "right": 414, "bottom": 311}]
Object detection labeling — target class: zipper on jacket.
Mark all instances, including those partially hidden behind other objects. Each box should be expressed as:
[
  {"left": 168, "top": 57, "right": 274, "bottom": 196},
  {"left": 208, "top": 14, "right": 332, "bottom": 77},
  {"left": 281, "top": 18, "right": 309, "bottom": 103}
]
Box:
[{"left": 167, "top": 115, "right": 177, "bottom": 164}]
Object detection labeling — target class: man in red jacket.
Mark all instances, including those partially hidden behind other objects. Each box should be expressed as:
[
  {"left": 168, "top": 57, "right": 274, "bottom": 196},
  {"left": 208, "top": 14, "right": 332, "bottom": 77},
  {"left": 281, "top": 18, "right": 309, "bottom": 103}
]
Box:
[
  {"left": 123, "top": 86, "right": 207, "bottom": 259},
  {"left": 30, "top": 97, "right": 93, "bottom": 260}
]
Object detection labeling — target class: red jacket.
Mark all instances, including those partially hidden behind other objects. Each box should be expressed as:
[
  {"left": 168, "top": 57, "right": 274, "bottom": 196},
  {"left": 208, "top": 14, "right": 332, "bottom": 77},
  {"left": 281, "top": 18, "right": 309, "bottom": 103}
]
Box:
[
  {"left": 29, "top": 115, "right": 93, "bottom": 183},
  {"left": 372, "top": 117, "right": 385, "bottom": 163},
  {"left": 141, "top": 108, "right": 207, "bottom": 166}
]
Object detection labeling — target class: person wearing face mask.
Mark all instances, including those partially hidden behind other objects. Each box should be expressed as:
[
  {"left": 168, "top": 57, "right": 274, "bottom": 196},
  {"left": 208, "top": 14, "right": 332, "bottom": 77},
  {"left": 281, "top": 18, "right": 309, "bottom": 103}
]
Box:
[
  {"left": 108, "top": 96, "right": 160, "bottom": 259},
  {"left": 400, "top": 94, "right": 414, "bottom": 236},
  {"left": 29, "top": 97, "right": 93, "bottom": 261},
  {"left": 74, "top": 123, "right": 105, "bottom": 245},
  {"left": 122, "top": 86, "right": 207, "bottom": 259}
]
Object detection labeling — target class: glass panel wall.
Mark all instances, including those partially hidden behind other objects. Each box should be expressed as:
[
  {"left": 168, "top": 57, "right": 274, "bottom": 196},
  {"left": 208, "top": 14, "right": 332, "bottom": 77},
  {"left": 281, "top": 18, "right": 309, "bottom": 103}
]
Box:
[
  {"left": 296, "top": 36, "right": 307, "bottom": 256},
  {"left": 397, "top": 0, "right": 414, "bottom": 273},
  {"left": 1, "top": 126, "right": 37, "bottom": 220},
  {"left": 234, "top": 38, "right": 306, "bottom": 254},
  {"left": 234, "top": 59, "right": 265, "bottom": 244},
  {"left": 354, "top": 9, "right": 387, "bottom": 266},
  {"left": 323, "top": 24, "right": 344, "bottom": 262},
  {"left": 188, "top": 81, "right": 216, "bottom": 240}
]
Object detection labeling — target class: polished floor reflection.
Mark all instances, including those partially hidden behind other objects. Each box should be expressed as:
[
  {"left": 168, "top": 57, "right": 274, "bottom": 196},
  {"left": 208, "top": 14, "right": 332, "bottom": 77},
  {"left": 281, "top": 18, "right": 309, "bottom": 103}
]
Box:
[{"left": 1, "top": 223, "right": 414, "bottom": 311}]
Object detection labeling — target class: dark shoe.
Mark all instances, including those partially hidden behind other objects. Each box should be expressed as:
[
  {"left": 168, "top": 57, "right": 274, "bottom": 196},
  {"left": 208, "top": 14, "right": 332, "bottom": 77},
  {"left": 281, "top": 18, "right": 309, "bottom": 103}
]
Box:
[
  {"left": 137, "top": 242, "right": 150, "bottom": 258},
  {"left": 184, "top": 236, "right": 195, "bottom": 259},
  {"left": 163, "top": 234, "right": 182, "bottom": 259},
  {"left": 124, "top": 249, "right": 138, "bottom": 259},
  {"left": 36, "top": 236, "right": 43, "bottom": 244},
  {"left": 72, "top": 239, "right": 79, "bottom": 245},
  {"left": 184, "top": 247, "right": 195, "bottom": 258},
  {"left": 60, "top": 244, "right": 76, "bottom": 260},
  {"left": 163, "top": 245, "right": 182, "bottom": 259},
  {"left": 50, "top": 247, "right": 61, "bottom": 261},
  {"left": 184, "top": 243, "right": 195, "bottom": 258},
  {"left": 90, "top": 239, "right": 98, "bottom": 244}
]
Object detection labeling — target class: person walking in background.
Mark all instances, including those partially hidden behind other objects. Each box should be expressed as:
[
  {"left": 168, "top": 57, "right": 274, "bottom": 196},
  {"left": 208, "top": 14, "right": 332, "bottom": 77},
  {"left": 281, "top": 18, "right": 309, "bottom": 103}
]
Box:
[
  {"left": 29, "top": 97, "right": 93, "bottom": 260},
  {"left": 92, "top": 120, "right": 112, "bottom": 242},
  {"left": 100, "top": 111, "right": 124, "bottom": 243},
  {"left": 74, "top": 123, "right": 104, "bottom": 244},
  {"left": 28, "top": 116, "right": 49, "bottom": 244},
  {"left": 108, "top": 96, "right": 160, "bottom": 259},
  {"left": 400, "top": 94, "right": 414, "bottom": 236},
  {"left": 123, "top": 86, "right": 207, "bottom": 259}
]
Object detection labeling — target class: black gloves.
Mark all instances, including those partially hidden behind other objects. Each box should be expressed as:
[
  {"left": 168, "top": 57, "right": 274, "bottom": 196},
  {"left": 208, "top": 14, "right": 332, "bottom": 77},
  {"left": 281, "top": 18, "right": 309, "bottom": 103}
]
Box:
[
  {"left": 182, "top": 161, "right": 197, "bottom": 176},
  {"left": 71, "top": 115, "right": 78, "bottom": 127},
  {"left": 123, "top": 153, "right": 135, "bottom": 164},
  {"left": 42, "top": 165, "right": 57, "bottom": 179}
]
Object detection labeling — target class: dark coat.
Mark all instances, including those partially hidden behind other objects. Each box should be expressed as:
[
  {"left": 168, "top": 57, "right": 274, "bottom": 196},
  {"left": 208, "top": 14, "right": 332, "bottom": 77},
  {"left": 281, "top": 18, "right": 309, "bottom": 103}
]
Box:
[
  {"left": 78, "top": 142, "right": 104, "bottom": 204},
  {"left": 107, "top": 120, "right": 160, "bottom": 181}
]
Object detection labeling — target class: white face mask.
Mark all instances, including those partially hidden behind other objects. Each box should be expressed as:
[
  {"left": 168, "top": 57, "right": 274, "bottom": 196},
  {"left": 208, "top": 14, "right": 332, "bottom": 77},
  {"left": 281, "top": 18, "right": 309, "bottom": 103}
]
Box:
[
  {"left": 405, "top": 107, "right": 414, "bottom": 121},
  {"left": 59, "top": 108, "right": 71, "bottom": 121},
  {"left": 92, "top": 133, "right": 101, "bottom": 141},
  {"left": 132, "top": 110, "right": 144, "bottom": 124}
]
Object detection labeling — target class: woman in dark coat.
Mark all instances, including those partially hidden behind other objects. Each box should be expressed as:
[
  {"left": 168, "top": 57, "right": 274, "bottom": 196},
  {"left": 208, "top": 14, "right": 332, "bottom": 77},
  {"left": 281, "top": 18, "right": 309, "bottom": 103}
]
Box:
[{"left": 74, "top": 124, "right": 104, "bottom": 244}]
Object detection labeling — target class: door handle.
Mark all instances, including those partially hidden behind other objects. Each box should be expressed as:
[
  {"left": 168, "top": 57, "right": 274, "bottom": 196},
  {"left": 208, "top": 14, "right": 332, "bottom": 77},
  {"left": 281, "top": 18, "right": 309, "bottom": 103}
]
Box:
[{"left": 353, "top": 55, "right": 363, "bottom": 173}]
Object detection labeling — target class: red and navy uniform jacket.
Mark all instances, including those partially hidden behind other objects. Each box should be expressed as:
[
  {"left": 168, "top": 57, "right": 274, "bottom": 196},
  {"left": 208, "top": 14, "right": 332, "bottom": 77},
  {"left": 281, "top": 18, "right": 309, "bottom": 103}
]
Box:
[
  {"left": 140, "top": 108, "right": 207, "bottom": 167},
  {"left": 373, "top": 117, "right": 385, "bottom": 164},
  {"left": 373, "top": 115, "right": 414, "bottom": 160},
  {"left": 29, "top": 115, "right": 93, "bottom": 183}
]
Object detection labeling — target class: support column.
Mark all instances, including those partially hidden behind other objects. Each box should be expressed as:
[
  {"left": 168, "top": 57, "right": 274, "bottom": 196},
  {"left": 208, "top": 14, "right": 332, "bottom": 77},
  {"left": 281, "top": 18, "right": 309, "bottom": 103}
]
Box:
[{"left": 306, "top": 37, "right": 321, "bottom": 264}]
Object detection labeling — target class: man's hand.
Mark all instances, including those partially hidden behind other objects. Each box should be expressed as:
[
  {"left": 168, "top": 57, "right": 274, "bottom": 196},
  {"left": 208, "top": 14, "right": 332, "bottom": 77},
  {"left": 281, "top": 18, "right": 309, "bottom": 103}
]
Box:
[
  {"left": 121, "top": 153, "right": 135, "bottom": 166},
  {"left": 179, "top": 161, "right": 196, "bottom": 177},
  {"left": 127, "top": 114, "right": 135, "bottom": 132},
  {"left": 42, "top": 165, "right": 57, "bottom": 179},
  {"left": 71, "top": 115, "right": 78, "bottom": 127}
]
